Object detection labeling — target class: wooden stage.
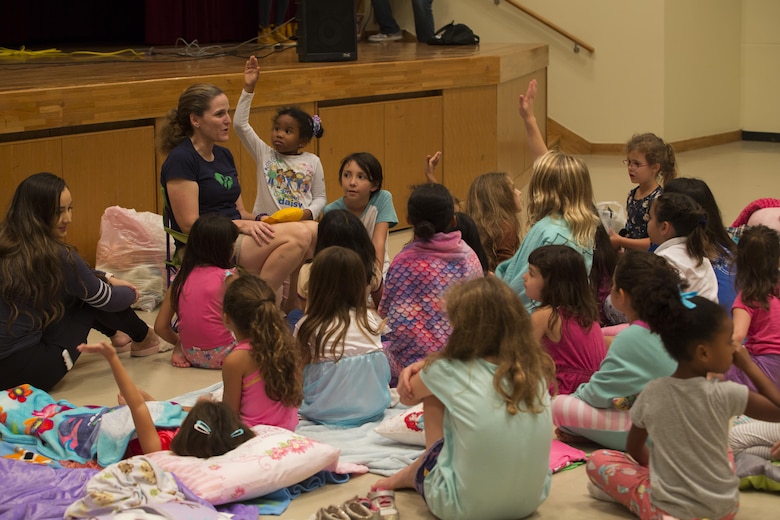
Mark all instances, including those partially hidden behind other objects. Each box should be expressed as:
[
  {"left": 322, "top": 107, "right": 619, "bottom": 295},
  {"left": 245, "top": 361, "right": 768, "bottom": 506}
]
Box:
[{"left": 0, "top": 41, "right": 548, "bottom": 265}]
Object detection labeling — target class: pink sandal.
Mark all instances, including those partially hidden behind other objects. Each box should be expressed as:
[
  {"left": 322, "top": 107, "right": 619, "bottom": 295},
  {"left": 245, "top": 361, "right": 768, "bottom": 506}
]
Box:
[{"left": 367, "top": 490, "right": 399, "bottom": 520}]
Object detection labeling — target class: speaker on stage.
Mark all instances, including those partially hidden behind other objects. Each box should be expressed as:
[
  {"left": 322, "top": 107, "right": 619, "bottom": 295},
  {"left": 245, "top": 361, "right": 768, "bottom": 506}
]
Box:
[{"left": 296, "top": 0, "right": 357, "bottom": 63}]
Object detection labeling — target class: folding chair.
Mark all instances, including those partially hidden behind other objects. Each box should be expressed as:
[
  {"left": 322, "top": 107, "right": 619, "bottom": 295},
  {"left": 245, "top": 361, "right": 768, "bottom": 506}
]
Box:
[{"left": 161, "top": 187, "right": 188, "bottom": 286}]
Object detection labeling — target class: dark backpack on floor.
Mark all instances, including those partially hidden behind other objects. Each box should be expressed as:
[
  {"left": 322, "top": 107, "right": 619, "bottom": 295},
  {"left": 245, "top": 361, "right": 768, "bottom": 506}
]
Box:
[{"left": 428, "top": 21, "right": 480, "bottom": 45}]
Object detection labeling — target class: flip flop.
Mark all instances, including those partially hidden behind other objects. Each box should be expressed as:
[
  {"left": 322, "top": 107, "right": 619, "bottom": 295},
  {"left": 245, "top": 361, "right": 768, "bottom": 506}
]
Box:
[{"left": 367, "top": 490, "right": 399, "bottom": 520}]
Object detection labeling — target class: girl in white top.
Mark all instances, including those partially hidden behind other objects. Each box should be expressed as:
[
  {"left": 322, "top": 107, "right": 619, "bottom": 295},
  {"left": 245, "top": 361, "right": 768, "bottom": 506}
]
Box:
[
  {"left": 648, "top": 191, "right": 718, "bottom": 302},
  {"left": 294, "top": 246, "right": 391, "bottom": 427},
  {"left": 234, "top": 55, "right": 326, "bottom": 220}
]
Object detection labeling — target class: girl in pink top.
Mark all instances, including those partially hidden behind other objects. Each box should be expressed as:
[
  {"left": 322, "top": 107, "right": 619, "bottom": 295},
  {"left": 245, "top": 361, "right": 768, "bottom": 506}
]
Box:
[
  {"left": 221, "top": 274, "right": 303, "bottom": 430},
  {"left": 723, "top": 225, "right": 780, "bottom": 390},
  {"left": 155, "top": 214, "right": 238, "bottom": 368},
  {"left": 524, "top": 244, "right": 607, "bottom": 394}
]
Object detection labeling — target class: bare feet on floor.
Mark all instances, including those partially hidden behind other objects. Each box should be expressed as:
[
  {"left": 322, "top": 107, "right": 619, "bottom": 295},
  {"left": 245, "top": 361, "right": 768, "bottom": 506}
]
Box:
[
  {"left": 170, "top": 343, "right": 191, "bottom": 368},
  {"left": 130, "top": 328, "right": 162, "bottom": 357}
]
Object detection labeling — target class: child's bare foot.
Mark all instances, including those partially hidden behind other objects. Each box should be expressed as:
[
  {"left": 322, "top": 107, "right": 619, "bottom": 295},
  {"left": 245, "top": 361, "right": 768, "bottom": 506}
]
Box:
[
  {"left": 130, "top": 328, "right": 162, "bottom": 357},
  {"left": 170, "top": 343, "right": 191, "bottom": 368},
  {"left": 555, "top": 427, "right": 589, "bottom": 444},
  {"left": 110, "top": 331, "right": 132, "bottom": 353}
]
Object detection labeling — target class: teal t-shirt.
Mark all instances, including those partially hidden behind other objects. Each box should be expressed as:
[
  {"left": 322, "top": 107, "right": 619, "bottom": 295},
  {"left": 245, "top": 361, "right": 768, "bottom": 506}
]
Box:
[{"left": 420, "top": 358, "right": 552, "bottom": 520}]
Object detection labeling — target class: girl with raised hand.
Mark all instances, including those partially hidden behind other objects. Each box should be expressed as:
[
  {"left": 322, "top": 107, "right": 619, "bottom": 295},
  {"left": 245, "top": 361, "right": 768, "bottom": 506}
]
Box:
[
  {"left": 586, "top": 279, "right": 780, "bottom": 519},
  {"left": 79, "top": 341, "right": 255, "bottom": 457},
  {"left": 524, "top": 245, "right": 606, "bottom": 394},
  {"left": 648, "top": 191, "right": 718, "bottom": 302},
  {"left": 235, "top": 55, "right": 326, "bottom": 221},
  {"left": 220, "top": 274, "right": 302, "bottom": 431},
  {"left": 373, "top": 276, "right": 556, "bottom": 520},
  {"left": 552, "top": 251, "right": 679, "bottom": 449},
  {"left": 323, "top": 152, "right": 398, "bottom": 278},
  {"left": 722, "top": 225, "right": 780, "bottom": 389},
  {"left": 295, "top": 246, "right": 391, "bottom": 427},
  {"left": 378, "top": 183, "right": 483, "bottom": 379},
  {"left": 610, "top": 133, "right": 677, "bottom": 252},
  {"left": 154, "top": 213, "right": 238, "bottom": 369}
]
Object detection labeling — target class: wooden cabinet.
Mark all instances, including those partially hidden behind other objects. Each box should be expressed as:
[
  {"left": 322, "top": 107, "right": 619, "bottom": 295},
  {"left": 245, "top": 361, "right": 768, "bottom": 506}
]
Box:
[{"left": 318, "top": 96, "right": 443, "bottom": 228}]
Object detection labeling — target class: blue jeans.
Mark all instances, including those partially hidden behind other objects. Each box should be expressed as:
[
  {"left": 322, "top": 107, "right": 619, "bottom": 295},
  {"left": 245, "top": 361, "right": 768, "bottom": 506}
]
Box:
[{"left": 371, "top": 0, "right": 435, "bottom": 43}]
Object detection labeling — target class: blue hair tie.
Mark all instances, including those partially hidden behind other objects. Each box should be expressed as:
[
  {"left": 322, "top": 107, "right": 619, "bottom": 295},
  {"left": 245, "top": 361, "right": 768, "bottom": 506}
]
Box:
[{"left": 680, "top": 290, "right": 698, "bottom": 309}]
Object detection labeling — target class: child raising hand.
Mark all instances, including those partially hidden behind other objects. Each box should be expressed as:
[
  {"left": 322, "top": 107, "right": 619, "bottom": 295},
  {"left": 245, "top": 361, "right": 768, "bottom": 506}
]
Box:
[
  {"left": 235, "top": 55, "right": 326, "bottom": 221},
  {"left": 79, "top": 342, "right": 255, "bottom": 457}
]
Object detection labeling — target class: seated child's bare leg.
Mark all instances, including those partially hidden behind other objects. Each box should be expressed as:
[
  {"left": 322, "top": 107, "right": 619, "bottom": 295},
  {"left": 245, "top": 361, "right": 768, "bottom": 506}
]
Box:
[
  {"left": 373, "top": 455, "right": 424, "bottom": 491},
  {"left": 110, "top": 331, "right": 132, "bottom": 350}
]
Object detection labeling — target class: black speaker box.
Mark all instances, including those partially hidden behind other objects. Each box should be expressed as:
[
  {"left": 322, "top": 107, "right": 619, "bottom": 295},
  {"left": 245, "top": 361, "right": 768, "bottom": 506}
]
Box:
[{"left": 296, "top": 0, "right": 357, "bottom": 62}]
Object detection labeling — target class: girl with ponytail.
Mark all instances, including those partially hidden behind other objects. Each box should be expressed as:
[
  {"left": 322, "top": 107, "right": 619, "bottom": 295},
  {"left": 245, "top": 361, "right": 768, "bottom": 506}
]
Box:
[
  {"left": 648, "top": 191, "right": 719, "bottom": 302},
  {"left": 221, "top": 273, "right": 303, "bottom": 431}
]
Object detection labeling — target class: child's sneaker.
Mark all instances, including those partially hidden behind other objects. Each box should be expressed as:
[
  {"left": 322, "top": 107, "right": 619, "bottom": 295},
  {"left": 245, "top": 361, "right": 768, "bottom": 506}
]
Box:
[
  {"left": 368, "top": 32, "right": 403, "bottom": 43},
  {"left": 341, "top": 496, "right": 379, "bottom": 520},
  {"left": 310, "top": 505, "right": 351, "bottom": 520}
]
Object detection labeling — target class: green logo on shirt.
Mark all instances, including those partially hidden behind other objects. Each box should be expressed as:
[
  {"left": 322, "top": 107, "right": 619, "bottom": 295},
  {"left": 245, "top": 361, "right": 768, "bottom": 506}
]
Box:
[{"left": 214, "top": 172, "right": 233, "bottom": 190}]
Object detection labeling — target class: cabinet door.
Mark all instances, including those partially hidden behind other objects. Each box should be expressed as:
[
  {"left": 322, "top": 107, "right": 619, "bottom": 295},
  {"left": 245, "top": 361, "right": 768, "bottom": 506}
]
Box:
[
  {"left": 317, "top": 103, "right": 386, "bottom": 207},
  {"left": 62, "top": 126, "right": 156, "bottom": 266},
  {"left": 0, "top": 138, "right": 63, "bottom": 214},
  {"left": 383, "top": 96, "right": 442, "bottom": 228},
  {"left": 317, "top": 97, "right": 443, "bottom": 229}
]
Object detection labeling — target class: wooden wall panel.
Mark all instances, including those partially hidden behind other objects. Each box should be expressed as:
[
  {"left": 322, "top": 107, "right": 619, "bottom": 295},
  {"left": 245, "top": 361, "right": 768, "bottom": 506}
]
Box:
[
  {"left": 61, "top": 127, "right": 156, "bottom": 266},
  {"left": 383, "top": 97, "right": 443, "bottom": 228},
  {"left": 317, "top": 103, "right": 386, "bottom": 207},
  {"left": 442, "top": 86, "right": 498, "bottom": 204},
  {"left": 0, "top": 138, "right": 63, "bottom": 213}
]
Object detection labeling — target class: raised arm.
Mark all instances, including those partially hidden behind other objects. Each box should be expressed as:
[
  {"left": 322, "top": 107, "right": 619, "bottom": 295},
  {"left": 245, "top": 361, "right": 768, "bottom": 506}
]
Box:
[
  {"left": 77, "top": 342, "right": 163, "bottom": 454},
  {"left": 424, "top": 151, "right": 442, "bottom": 184},
  {"left": 519, "top": 79, "right": 548, "bottom": 162}
]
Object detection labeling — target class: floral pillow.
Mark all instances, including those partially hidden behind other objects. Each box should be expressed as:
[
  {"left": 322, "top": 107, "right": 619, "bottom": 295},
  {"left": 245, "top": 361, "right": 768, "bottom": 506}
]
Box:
[
  {"left": 374, "top": 404, "right": 425, "bottom": 447},
  {"left": 145, "top": 424, "right": 340, "bottom": 505}
]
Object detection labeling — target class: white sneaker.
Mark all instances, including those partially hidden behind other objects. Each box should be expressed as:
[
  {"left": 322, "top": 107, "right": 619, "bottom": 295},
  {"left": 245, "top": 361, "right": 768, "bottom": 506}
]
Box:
[{"left": 368, "top": 32, "right": 403, "bottom": 43}]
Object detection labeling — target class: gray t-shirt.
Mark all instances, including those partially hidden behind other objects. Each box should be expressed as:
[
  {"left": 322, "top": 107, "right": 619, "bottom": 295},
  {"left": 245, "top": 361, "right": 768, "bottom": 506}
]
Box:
[{"left": 631, "top": 377, "right": 748, "bottom": 519}]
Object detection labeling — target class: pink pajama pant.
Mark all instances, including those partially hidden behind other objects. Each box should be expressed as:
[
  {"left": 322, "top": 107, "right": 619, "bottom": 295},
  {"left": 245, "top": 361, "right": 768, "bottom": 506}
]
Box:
[{"left": 586, "top": 449, "right": 738, "bottom": 520}]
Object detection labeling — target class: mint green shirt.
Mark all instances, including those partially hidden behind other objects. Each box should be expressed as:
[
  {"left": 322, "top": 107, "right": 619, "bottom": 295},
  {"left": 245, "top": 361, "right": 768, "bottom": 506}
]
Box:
[{"left": 420, "top": 358, "right": 552, "bottom": 520}]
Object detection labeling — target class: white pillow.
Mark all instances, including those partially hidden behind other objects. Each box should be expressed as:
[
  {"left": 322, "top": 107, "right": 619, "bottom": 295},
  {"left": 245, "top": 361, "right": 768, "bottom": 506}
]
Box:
[
  {"left": 145, "top": 424, "right": 340, "bottom": 505},
  {"left": 374, "top": 404, "right": 425, "bottom": 446}
]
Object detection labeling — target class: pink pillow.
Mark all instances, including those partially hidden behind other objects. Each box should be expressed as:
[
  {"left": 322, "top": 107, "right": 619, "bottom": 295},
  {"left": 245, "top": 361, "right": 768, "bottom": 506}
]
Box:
[{"left": 145, "top": 425, "right": 340, "bottom": 504}]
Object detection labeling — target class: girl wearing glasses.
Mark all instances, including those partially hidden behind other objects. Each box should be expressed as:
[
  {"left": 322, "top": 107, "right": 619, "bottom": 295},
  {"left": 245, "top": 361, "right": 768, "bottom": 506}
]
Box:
[{"left": 611, "top": 134, "right": 678, "bottom": 252}]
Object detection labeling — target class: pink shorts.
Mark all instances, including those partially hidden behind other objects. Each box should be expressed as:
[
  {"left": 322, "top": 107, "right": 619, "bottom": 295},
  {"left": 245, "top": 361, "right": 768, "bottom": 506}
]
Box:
[{"left": 183, "top": 340, "right": 237, "bottom": 369}]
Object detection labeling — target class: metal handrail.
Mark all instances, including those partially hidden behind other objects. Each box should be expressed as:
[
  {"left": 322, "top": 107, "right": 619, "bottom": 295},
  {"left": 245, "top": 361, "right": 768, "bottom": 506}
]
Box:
[{"left": 498, "top": 0, "right": 594, "bottom": 54}]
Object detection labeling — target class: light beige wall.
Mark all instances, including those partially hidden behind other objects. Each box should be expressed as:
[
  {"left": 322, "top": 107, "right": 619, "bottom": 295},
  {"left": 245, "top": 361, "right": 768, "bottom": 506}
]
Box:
[
  {"left": 386, "top": 0, "right": 774, "bottom": 141},
  {"left": 664, "top": 0, "right": 741, "bottom": 142},
  {"left": 741, "top": 0, "right": 780, "bottom": 132}
]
